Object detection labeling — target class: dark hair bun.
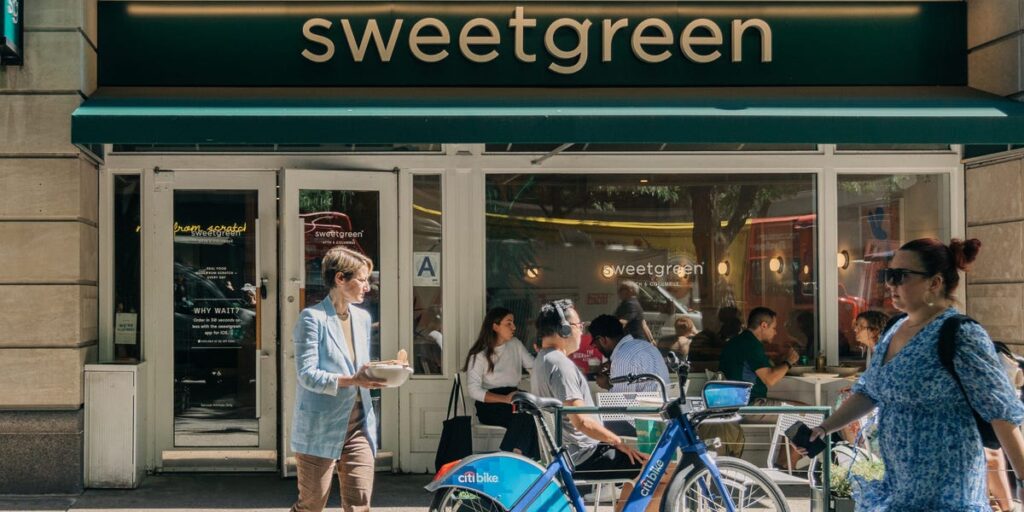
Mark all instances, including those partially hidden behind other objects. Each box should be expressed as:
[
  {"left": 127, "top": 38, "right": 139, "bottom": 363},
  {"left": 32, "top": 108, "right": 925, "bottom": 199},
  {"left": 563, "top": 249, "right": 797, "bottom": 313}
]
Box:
[{"left": 949, "top": 238, "right": 981, "bottom": 270}]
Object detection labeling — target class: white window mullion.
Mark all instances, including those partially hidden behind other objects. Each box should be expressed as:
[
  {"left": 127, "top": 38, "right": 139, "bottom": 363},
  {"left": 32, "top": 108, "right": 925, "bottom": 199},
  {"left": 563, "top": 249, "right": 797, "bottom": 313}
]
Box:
[{"left": 820, "top": 168, "right": 840, "bottom": 366}]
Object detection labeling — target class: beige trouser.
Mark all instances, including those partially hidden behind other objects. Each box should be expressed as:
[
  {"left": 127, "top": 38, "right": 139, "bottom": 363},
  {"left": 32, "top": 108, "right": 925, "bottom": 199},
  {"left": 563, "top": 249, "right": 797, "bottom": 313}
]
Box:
[{"left": 291, "top": 406, "right": 374, "bottom": 512}]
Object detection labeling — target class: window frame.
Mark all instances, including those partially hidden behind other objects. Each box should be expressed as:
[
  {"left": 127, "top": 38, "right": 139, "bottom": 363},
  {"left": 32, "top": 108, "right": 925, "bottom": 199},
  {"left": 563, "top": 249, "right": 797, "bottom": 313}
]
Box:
[{"left": 99, "top": 144, "right": 963, "bottom": 370}]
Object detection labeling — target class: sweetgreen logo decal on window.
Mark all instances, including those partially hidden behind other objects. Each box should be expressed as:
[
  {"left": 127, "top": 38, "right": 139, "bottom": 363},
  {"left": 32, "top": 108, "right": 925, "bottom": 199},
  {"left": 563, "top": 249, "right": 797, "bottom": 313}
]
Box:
[{"left": 1, "top": 0, "right": 22, "bottom": 65}]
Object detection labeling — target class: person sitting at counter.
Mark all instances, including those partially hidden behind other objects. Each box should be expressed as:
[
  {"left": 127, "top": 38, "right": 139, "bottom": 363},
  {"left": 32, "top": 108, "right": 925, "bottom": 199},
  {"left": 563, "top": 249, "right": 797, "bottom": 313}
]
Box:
[
  {"left": 718, "top": 307, "right": 800, "bottom": 420},
  {"left": 852, "top": 310, "right": 889, "bottom": 367},
  {"left": 719, "top": 306, "right": 804, "bottom": 467},
  {"left": 657, "top": 316, "right": 697, "bottom": 359},
  {"left": 590, "top": 314, "right": 672, "bottom": 436}
]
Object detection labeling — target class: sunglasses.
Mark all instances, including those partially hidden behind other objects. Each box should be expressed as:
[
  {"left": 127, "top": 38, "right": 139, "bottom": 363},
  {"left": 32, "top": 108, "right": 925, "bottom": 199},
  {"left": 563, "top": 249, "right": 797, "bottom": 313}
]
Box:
[{"left": 878, "top": 268, "right": 932, "bottom": 286}]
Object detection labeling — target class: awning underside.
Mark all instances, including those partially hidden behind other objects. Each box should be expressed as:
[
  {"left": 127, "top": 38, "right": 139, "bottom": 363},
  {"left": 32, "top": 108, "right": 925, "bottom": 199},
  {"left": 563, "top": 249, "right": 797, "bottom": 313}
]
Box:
[{"left": 71, "top": 86, "right": 1024, "bottom": 145}]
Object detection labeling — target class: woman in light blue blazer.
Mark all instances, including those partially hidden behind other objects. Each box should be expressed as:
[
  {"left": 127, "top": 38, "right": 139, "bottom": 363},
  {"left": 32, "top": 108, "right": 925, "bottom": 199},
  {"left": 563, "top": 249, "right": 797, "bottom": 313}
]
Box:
[{"left": 291, "top": 246, "right": 384, "bottom": 512}]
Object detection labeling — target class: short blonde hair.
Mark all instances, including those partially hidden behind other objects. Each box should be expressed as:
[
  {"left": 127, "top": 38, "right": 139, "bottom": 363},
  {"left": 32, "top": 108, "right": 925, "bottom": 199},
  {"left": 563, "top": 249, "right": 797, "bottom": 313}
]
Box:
[{"left": 321, "top": 246, "right": 373, "bottom": 289}]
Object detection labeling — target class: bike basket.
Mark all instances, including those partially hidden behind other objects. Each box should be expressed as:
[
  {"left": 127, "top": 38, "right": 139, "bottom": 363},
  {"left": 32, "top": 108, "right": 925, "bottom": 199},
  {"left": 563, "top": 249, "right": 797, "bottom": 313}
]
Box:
[{"left": 702, "top": 381, "right": 753, "bottom": 409}]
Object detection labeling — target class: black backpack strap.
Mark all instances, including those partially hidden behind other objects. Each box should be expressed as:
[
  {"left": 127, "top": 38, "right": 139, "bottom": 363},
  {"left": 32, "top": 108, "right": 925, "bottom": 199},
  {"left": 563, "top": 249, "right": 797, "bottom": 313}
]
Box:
[
  {"left": 937, "top": 314, "right": 1003, "bottom": 449},
  {"left": 938, "top": 314, "right": 976, "bottom": 380}
]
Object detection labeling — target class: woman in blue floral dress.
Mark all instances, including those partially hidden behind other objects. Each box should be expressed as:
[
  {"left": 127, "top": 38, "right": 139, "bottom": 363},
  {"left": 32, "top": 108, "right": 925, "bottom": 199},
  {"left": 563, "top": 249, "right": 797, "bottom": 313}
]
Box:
[{"left": 807, "top": 238, "right": 1024, "bottom": 511}]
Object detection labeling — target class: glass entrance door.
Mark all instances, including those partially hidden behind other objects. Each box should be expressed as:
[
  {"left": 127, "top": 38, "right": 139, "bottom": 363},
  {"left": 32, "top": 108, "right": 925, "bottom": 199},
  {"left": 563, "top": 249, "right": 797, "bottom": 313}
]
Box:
[
  {"left": 149, "top": 171, "right": 278, "bottom": 469},
  {"left": 280, "top": 170, "right": 398, "bottom": 475},
  {"left": 172, "top": 189, "right": 261, "bottom": 447}
]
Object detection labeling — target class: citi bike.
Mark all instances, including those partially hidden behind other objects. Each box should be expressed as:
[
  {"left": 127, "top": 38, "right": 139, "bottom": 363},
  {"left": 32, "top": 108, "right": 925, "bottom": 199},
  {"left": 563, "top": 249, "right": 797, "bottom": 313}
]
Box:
[{"left": 426, "top": 356, "right": 789, "bottom": 511}]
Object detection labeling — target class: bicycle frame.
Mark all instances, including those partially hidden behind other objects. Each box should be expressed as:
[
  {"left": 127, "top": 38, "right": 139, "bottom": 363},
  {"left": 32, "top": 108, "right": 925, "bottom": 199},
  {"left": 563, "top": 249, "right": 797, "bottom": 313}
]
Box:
[
  {"left": 529, "top": 410, "right": 737, "bottom": 512},
  {"left": 508, "top": 448, "right": 586, "bottom": 512},
  {"left": 618, "top": 414, "right": 736, "bottom": 512},
  {"left": 430, "top": 361, "right": 811, "bottom": 512}
]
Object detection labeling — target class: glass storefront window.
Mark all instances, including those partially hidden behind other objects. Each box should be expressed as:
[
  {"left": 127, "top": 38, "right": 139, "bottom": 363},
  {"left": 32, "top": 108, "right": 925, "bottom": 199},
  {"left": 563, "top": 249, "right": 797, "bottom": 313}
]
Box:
[
  {"left": 112, "top": 175, "right": 142, "bottom": 361},
  {"left": 412, "top": 175, "right": 443, "bottom": 375},
  {"left": 112, "top": 143, "right": 441, "bottom": 153},
  {"left": 836, "top": 174, "right": 950, "bottom": 365},
  {"left": 835, "top": 144, "right": 952, "bottom": 152},
  {"left": 485, "top": 173, "right": 818, "bottom": 373},
  {"left": 486, "top": 143, "right": 817, "bottom": 153}
]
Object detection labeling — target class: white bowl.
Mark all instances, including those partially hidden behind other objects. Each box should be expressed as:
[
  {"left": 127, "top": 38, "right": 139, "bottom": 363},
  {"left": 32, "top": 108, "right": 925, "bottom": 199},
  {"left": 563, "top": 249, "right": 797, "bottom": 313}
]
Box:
[
  {"left": 827, "top": 365, "right": 860, "bottom": 377},
  {"left": 366, "top": 364, "right": 413, "bottom": 387},
  {"left": 786, "top": 365, "right": 814, "bottom": 376}
]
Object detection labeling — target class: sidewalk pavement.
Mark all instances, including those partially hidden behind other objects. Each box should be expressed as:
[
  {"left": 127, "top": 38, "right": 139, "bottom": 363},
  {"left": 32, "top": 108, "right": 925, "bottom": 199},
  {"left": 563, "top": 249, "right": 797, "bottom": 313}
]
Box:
[{"left": 0, "top": 472, "right": 814, "bottom": 512}]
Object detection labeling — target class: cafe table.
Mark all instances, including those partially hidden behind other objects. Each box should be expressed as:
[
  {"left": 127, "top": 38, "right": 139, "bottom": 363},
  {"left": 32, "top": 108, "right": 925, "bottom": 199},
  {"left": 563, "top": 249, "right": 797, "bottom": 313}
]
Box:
[{"left": 770, "top": 373, "right": 859, "bottom": 407}]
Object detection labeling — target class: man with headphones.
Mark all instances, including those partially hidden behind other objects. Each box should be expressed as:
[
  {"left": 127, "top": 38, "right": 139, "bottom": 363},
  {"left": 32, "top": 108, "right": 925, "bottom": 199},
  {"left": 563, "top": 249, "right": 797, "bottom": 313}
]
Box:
[{"left": 531, "top": 299, "right": 648, "bottom": 482}]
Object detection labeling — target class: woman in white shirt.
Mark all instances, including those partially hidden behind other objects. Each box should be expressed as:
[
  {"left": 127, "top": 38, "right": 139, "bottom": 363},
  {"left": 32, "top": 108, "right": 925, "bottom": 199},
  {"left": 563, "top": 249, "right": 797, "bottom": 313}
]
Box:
[{"left": 463, "top": 307, "right": 537, "bottom": 457}]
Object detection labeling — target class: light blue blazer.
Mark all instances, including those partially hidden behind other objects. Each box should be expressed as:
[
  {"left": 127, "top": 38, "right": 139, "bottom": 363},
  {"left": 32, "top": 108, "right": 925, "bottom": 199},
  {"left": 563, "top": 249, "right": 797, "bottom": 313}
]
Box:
[{"left": 290, "top": 297, "right": 378, "bottom": 460}]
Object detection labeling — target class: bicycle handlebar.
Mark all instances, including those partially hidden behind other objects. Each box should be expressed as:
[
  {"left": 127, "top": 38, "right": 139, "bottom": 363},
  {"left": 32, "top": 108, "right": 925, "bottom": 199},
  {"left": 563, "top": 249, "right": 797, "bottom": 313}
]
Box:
[{"left": 608, "top": 373, "right": 668, "bottom": 403}]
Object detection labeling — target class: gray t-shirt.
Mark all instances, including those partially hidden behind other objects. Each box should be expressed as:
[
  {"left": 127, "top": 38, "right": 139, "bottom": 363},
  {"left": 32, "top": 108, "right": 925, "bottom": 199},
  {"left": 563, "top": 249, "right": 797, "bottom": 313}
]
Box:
[{"left": 532, "top": 347, "right": 599, "bottom": 463}]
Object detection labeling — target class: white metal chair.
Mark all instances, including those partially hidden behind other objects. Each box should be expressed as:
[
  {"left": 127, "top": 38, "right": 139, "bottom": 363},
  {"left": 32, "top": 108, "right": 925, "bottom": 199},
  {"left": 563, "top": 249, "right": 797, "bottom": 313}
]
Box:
[
  {"left": 763, "top": 412, "right": 825, "bottom": 487},
  {"left": 462, "top": 373, "right": 509, "bottom": 454},
  {"left": 596, "top": 391, "right": 664, "bottom": 427}
]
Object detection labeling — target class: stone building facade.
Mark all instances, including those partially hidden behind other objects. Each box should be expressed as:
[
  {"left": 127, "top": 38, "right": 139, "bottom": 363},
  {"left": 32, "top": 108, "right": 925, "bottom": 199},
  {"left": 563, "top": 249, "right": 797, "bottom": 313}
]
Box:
[
  {"left": 0, "top": 0, "right": 1021, "bottom": 494},
  {"left": 965, "top": 2, "right": 1024, "bottom": 345},
  {"left": 0, "top": 0, "right": 97, "bottom": 494}
]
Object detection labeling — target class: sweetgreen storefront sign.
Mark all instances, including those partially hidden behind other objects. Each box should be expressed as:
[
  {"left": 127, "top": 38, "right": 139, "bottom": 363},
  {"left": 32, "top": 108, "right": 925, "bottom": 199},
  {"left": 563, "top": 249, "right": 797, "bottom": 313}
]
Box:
[
  {"left": 1, "top": 0, "right": 22, "bottom": 65},
  {"left": 99, "top": 1, "right": 965, "bottom": 87}
]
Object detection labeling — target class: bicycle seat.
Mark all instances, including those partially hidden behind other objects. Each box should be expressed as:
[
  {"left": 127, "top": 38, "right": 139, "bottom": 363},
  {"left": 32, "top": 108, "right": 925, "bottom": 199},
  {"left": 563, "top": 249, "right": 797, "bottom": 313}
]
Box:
[{"left": 511, "top": 392, "right": 563, "bottom": 413}]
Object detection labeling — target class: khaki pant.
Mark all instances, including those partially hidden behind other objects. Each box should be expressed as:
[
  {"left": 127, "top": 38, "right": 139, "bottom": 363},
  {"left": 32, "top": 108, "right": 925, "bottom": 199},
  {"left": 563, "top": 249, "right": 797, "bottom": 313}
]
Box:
[{"left": 291, "top": 413, "right": 374, "bottom": 512}]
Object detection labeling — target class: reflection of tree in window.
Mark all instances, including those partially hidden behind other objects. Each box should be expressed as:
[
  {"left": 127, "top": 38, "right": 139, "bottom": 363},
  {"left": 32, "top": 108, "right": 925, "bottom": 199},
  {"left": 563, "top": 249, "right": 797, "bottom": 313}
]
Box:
[{"left": 485, "top": 175, "right": 812, "bottom": 354}]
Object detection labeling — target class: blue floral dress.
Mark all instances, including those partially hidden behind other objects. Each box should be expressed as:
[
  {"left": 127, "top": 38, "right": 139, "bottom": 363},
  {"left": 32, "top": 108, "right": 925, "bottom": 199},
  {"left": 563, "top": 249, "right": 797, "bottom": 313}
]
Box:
[{"left": 850, "top": 307, "right": 1024, "bottom": 511}]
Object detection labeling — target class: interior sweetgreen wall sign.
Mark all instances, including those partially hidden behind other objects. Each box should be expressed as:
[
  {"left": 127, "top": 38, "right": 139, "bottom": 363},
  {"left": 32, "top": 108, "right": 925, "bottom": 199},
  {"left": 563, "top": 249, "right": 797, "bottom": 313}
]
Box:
[
  {"left": 99, "top": 1, "right": 965, "bottom": 87},
  {"left": 1, "top": 0, "right": 22, "bottom": 65}
]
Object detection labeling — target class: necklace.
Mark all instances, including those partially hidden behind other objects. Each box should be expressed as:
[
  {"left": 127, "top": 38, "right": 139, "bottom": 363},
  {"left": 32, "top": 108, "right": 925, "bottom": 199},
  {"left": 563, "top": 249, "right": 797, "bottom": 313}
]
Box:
[{"left": 329, "top": 296, "right": 350, "bottom": 321}]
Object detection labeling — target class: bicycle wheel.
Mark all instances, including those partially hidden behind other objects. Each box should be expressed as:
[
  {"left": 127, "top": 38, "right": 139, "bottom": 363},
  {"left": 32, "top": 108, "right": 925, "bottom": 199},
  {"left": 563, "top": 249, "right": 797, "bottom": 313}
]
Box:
[
  {"left": 430, "top": 487, "right": 507, "bottom": 512},
  {"left": 661, "top": 457, "right": 789, "bottom": 512}
]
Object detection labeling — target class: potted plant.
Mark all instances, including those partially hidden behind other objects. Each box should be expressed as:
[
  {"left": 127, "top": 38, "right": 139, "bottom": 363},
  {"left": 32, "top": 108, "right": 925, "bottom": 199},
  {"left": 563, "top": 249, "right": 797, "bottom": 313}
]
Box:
[{"left": 828, "top": 458, "right": 885, "bottom": 512}]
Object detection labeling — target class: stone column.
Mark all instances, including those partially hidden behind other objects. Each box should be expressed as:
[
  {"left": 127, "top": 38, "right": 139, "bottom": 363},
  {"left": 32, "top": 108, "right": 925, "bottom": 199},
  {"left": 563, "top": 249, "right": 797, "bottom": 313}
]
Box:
[
  {"left": 0, "top": 0, "right": 97, "bottom": 494},
  {"left": 965, "top": 1, "right": 1024, "bottom": 350}
]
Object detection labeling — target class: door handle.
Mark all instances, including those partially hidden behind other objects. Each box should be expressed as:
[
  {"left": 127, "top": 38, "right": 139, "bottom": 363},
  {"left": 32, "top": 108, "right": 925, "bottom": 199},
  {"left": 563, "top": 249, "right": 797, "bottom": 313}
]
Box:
[{"left": 260, "top": 277, "right": 269, "bottom": 300}]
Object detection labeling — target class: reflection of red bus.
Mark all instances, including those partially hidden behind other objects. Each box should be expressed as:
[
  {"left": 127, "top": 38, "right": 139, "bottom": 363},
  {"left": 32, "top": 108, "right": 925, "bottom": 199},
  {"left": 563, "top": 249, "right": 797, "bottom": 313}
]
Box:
[
  {"left": 301, "top": 211, "right": 366, "bottom": 261},
  {"left": 744, "top": 214, "right": 865, "bottom": 360}
]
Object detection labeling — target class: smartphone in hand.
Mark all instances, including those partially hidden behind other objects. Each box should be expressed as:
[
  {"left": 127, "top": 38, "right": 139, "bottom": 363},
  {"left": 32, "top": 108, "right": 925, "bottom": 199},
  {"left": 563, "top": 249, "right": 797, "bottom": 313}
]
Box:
[{"left": 784, "top": 421, "right": 827, "bottom": 458}]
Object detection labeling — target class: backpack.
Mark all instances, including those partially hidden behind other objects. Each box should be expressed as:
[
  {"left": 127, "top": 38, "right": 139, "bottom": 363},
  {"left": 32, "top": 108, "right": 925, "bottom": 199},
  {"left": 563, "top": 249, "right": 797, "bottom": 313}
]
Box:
[{"left": 882, "top": 313, "right": 1002, "bottom": 449}]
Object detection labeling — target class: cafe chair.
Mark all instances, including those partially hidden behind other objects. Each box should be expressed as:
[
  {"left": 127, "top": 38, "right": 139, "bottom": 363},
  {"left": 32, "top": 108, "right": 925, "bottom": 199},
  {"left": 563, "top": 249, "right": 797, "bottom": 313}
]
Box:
[{"left": 763, "top": 412, "right": 825, "bottom": 486}]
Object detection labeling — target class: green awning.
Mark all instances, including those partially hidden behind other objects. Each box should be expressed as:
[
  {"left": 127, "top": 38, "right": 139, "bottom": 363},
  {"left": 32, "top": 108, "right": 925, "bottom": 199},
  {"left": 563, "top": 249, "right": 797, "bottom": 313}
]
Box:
[{"left": 72, "top": 86, "right": 1024, "bottom": 145}]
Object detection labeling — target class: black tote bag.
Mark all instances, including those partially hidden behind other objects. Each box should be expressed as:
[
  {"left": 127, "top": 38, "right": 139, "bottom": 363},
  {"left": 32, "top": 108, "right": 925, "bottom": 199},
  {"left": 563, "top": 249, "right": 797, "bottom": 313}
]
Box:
[{"left": 434, "top": 374, "right": 473, "bottom": 472}]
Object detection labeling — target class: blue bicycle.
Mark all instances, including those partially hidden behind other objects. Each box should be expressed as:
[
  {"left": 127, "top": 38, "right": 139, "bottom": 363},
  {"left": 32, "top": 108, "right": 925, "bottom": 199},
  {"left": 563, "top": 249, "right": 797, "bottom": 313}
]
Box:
[{"left": 427, "top": 357, "right": 789, "bottom": 511}]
